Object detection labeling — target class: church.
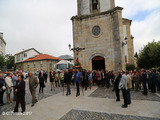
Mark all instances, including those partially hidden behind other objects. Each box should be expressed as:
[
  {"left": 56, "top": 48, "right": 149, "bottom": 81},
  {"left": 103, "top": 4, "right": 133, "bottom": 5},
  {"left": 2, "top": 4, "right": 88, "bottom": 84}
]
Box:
[{"left": 71, "top": 0, "right": 134, "bottom": 71}]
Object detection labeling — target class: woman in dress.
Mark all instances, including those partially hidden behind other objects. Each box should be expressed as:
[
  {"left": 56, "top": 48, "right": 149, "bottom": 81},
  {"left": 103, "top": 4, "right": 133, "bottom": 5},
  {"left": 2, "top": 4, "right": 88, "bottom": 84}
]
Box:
[
  {"left": 50, "top": 71, "right": 55, "bottom": 91},
  {"left": 5, "top": 73, "right": 13, "bottom": 104}
]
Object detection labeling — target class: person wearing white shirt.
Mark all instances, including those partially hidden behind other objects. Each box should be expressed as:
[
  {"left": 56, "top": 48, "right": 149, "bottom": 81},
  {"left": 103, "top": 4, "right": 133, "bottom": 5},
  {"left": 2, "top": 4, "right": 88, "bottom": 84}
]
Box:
[
  {"left": 5, "top": 73, "right": 13, "bottom": 104},
  {"left": 119, "top": 71, "right": 128, "bottom": 108}
]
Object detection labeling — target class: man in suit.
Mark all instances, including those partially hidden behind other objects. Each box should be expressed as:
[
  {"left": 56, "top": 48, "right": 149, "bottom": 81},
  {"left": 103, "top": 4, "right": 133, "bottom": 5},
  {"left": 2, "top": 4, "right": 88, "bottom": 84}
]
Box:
[
  {"left": 126, "top": 71, "right": 132, "bottom": 104},
  {"left": 114, "top": 73, "right": 121, "bottom": 101},
  {"left": 141, "top": 69, "right": 148, "bottom": 95},
  {"left": 29, "top": 72, "right": 38, "bottom": 107},
  {"left": 13, "top": 75, "right": 26, "bottom": 113},
  {"left": 43, "top": 71, "right": 48, "bottom": 83},
  {"left": 12, "top": 72, "right": 18, "bottom": 101},
  {"left": 64, "top": 69, "right": 71, "bottom": 96}
]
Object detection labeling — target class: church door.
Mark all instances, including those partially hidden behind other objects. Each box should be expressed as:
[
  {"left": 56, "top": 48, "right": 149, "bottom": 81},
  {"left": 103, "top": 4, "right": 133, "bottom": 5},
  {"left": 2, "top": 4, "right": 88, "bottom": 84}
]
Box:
[{"left": 92, "top": 56, "right": 105, "bottom": 70}]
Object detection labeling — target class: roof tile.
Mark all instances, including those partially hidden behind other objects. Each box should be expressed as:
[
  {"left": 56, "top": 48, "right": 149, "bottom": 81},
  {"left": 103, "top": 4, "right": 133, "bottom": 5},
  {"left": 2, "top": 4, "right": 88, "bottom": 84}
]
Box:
[{"left": 24, "top": 54, "right": 61, "bottom": 62}]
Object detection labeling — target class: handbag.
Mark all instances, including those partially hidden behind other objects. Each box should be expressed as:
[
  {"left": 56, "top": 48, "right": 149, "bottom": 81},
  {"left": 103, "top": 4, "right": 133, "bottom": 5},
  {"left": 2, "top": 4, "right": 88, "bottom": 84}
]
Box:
[
  {"left": 90, "top": 80, "right": 93, "bottom": 84},
  {"left": 43, "top": 83, "right": 46, "bottom": 88},
  {"left": 0, "top": 85, "right": 6, "bottom": 92}
]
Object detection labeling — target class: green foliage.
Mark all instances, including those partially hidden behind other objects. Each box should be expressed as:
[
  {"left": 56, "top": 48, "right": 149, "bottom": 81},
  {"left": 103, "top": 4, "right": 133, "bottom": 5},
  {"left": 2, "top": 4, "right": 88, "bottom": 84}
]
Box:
[
  {"left": 134, "top": 52, "right": 138, "bottom": 58},
  {"left": 137, "top": 41, "right": 160, "bottom": 69},
  {"left": 5, "top": 54, "right": 16, "bottom": 70},
  {"left": 126, "top": 64, "right": 135, "bottom": 71},
  {"left": 73, "top": 58, "right": 82, "bottom": 69},
  {"left": 0, "top": 55, "right": 6, "bottom": 69},
  {"left": 157, "top": 67, "right": 160, "bottom": 72}
]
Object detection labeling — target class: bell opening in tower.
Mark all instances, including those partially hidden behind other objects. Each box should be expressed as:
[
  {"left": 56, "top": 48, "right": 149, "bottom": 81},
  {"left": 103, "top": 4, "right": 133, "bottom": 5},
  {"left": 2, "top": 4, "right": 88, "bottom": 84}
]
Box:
[{"left": 92, "top": 0, "right": 98, "bottom": 10}]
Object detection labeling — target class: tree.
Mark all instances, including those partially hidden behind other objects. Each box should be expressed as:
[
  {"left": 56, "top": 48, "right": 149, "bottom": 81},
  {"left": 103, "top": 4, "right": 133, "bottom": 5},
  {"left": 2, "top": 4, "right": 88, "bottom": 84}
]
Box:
[
  {"left": 137, "top": 41, "right": 160, "bottom": 69},
  {"left": 5, "top": 54, "right": 16, "bottom": 70},
  {"left": 134, "top": 52, "right": 138, "bottom": 59},
  {"left": 0, "top": 55, "right": 6, "bottom": 69},
  {"left": 126, "top": 64, "right": 135, "bottom": 71}
]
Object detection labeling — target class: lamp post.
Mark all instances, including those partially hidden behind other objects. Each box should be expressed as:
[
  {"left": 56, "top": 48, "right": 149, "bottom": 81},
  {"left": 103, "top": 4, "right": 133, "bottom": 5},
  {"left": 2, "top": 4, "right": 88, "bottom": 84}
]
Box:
[{"left": 122, "top": 37, "right": 128, "bottom": 46}]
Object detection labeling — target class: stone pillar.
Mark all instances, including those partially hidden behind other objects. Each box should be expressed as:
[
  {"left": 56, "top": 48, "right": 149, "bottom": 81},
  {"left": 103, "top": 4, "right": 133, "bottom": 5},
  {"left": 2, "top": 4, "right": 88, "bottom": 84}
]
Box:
[{"left": 112, "top": 7, "right": 126, "bottom": 71}]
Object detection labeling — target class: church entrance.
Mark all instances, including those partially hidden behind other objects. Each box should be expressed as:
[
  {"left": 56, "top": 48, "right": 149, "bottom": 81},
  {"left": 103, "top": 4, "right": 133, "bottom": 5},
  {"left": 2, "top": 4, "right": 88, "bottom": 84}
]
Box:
[{"left": 92, "top": 56, "right": 105, "bottom": 70}]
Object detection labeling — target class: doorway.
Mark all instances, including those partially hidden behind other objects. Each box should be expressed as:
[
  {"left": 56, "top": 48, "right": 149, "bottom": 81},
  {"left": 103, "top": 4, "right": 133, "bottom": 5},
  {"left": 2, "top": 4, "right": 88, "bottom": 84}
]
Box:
[{"left": 92, "top": 56, "right": 105, "bottom": 70}]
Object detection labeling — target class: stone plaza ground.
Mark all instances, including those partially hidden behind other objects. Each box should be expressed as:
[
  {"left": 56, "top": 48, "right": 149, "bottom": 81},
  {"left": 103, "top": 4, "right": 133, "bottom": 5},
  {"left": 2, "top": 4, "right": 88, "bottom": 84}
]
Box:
[{"left": 0, "top": 78, "right": 160, "bottom": 120}]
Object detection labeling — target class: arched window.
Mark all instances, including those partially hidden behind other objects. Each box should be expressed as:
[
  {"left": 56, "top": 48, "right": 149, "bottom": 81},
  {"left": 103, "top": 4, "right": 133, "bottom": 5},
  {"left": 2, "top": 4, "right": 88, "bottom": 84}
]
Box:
[{"left": 92, "top": 0, "right": 98, "bottom": 10}]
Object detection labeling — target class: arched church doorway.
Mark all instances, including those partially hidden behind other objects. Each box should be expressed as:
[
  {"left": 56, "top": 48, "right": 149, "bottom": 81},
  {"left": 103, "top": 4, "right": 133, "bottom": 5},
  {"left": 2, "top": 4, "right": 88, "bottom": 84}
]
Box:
[{"left": 92, "top": 56, "right": 105, "bottom": 70}]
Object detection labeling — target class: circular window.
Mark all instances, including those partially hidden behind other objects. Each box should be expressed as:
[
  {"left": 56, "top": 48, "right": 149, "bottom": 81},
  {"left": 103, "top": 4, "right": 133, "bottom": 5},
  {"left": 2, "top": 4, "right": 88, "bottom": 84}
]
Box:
[{"left": 92, "top": 26, "right": 101, "bottom": 36}]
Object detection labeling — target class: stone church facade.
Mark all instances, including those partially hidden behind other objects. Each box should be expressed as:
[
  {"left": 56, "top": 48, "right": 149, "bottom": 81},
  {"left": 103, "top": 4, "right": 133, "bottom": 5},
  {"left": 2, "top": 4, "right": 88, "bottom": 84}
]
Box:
[{"left": 71, "top": 0, "right": 134, "bottom": 71}]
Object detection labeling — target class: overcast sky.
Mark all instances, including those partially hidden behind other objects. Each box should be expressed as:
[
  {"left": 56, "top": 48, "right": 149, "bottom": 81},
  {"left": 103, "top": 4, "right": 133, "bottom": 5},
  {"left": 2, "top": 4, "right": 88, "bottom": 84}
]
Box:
[{"left": 0, "top": 0, "right": 160, "bottom": 57}]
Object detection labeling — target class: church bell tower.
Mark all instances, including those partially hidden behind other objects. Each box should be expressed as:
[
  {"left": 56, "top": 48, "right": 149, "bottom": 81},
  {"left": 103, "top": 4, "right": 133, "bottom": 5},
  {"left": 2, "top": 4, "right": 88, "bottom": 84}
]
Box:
[{"left": 77, "top": 0, "right": 115, "bottom": 15}]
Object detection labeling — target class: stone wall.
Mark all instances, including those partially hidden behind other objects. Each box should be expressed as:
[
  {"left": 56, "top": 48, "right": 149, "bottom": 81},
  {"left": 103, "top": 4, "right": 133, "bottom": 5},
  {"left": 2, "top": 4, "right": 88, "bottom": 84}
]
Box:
[
  {"left": 16, "top": 60, "right": 59, "bottom": 74},
  {"left": 72, "top": 7, "right": 126, "bottom": 71}
]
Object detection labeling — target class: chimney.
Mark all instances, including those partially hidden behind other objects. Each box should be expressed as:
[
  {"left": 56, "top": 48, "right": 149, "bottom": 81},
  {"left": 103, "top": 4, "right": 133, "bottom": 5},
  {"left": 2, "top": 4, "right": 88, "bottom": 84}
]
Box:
[{"left": 0, "top": 32, "right": 3, "bottom": 38}]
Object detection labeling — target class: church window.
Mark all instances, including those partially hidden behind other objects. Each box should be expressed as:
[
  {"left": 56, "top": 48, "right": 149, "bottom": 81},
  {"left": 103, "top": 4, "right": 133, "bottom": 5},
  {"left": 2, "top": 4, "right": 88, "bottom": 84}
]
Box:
[
  {"left": 125, "top": 56, "right": 127, "bottom": 63},
  {"left": 92, "top": 26, "right": 101, "bottom": 36}
]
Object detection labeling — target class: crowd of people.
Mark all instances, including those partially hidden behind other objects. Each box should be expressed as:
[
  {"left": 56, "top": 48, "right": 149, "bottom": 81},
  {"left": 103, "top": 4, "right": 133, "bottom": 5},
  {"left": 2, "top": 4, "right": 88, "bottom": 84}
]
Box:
[
  {"left": 0, "top": 68, "right": 160, "bottom": 113},
  {"left": 46, "top": 68, "right": 160, "bottom": 108}
]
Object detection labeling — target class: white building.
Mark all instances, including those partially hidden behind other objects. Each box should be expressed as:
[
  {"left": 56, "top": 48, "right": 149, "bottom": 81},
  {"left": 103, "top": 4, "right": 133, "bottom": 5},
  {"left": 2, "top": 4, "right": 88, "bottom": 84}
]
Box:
[
  {"left": 0, "top": 32, "right": 6, "bottom": 56},
  {"left": 14, "top": 48, "right": 41, "bottom": 70}
]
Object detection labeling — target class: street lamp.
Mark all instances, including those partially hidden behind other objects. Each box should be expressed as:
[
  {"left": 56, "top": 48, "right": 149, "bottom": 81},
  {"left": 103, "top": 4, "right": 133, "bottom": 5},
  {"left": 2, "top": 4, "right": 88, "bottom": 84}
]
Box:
[{"left": 122, "top": 37, "right": 128, "bottom": 46}]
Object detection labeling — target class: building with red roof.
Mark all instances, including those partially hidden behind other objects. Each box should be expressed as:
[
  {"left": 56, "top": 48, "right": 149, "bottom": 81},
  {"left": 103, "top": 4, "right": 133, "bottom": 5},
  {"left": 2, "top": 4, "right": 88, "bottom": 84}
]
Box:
[{"left": 16, "top": 53, "right": 61, "bottom": 73}]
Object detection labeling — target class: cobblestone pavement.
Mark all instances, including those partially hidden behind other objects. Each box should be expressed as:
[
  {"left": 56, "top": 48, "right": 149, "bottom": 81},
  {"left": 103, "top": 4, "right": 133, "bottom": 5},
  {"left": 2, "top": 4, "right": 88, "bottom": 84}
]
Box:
[
  {"left": 1, "top": 83, "right": 160, "bottom": 120},
  {"left": 0, "top": 77, "right": 66, "bottom": 114},
  {"left": 89, "top": 87, "right": 160, "bottom": 102},
  {"left": 60, "top": 109, "right": 160, "bottom": 120}
]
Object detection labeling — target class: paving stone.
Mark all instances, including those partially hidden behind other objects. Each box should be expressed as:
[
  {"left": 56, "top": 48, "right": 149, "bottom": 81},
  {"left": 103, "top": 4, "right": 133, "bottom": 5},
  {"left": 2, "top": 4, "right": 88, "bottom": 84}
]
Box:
[
  {"left": 60, "top": 109, "right": 160, "bottom": 120},
  {"left": 89, "top": 87, "right": 160, "bottom": 102},
  {"left": 0, "top": 78, "right": 65, "bottom": 114}
]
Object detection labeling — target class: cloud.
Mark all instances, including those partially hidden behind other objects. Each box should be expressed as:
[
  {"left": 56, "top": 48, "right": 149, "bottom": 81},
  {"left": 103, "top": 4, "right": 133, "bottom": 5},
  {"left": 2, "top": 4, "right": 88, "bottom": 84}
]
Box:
[
  {"left": 0, "top": 0, "right": 77, "bottom": 57},
  {"left": 115, "top": 0, "right": 160, "bottom": 18},
  {"left": 132, "top": 9, "right": 160, "bottom": 53},
  {"left": 115, "top": 0, "right": 160, "bottom": 53},
  {"left": 0, "top": 0, "right": 160, "bottom": 57}
]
